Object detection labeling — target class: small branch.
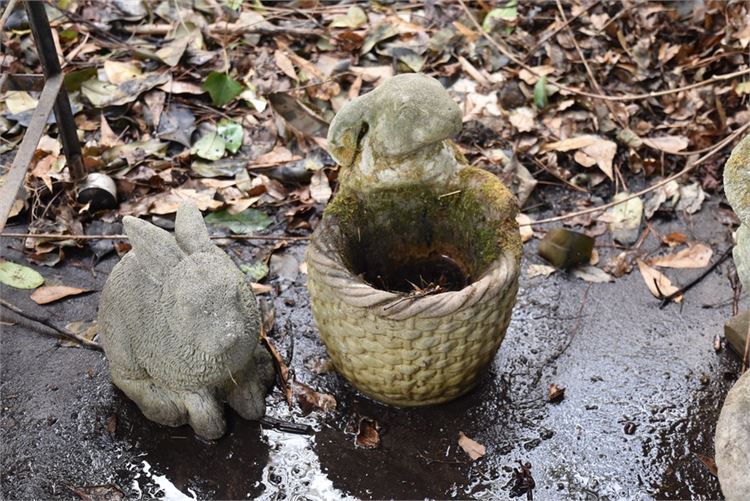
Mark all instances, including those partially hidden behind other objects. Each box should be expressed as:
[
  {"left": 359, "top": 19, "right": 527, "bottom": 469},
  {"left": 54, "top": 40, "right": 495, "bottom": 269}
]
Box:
[
  {"left": 0, "top": 298, "right": 103, "bottom": 351},
  {"left": 0, "top": 232, "right": 310, "bottom": 242},
  {"left": 457, "top": 0, "right": 750, "bottom": 102},
  {"left": 523, "top": 120, "right": 750, "bottom": 226},
  {"left": 658, "top": 247, "right": 733, "bottom": 309}
]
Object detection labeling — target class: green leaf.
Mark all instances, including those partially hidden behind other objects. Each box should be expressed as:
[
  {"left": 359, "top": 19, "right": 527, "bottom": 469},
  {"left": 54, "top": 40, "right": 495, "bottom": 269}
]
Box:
[
  {"left": 203, "top": 72, "right": 244, "bottom": 107},
  {"left": 191, "top": 132, "right": 226, "bottom": 161},
  {"left": 240, "top": 261, "right": 269, "bottom": 281},
  {"left": 204, "top": 209, "right": 273, "bottom": 234},
  {"left": 0, "top": 261, "right": 44, "bottom": 289},
  {"left": 483, "top": 1, "right": 518, "bottom": 33},
  {"left": 217, "top": 119, "right": 244, "bottom": 154},
  {"left": 63, "top": 68, "right": 97, "bottom": 92},
  {"left": 534, "top": 76, "right": 548, "bottom": 109}
]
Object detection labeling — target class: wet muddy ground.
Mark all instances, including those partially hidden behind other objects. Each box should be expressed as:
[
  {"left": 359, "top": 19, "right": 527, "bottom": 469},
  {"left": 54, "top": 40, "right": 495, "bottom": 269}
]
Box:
[{"left": 0, "top": 198, "right": 744, "bottom": 500}]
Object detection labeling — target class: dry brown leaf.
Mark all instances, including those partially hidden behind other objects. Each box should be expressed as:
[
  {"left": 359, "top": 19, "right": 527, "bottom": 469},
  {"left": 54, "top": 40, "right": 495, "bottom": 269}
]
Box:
[
  {"left": 649, "top": 243, "right": 713, "bottom": 269},
  {"left": 637, "top": 259, "right": 682, "bottom": 301},
  {"left": 274, "top": 50, "right": 298, "bottom": 81},
  {"left": 509, "top": 107, "right": 536, "bottom": 132},
  {"left": 662, "top": 232, "right": 689, "bottom": 247},
  {"left": 103, "top": 60, "right": 141, "bottom": 85},
  {"left": 31, "top": 285, "right": 90, "bottom": 305},
  {"left": 251, "top": 283, "right": 273, "bottom": 295},
  {"left": 543, "top": 135, "right": 598, "bottom": 152},
  {"left": 526, "top": 264, "right": 556, "bottom": 278},
  {"left": 99, "top": 115, "right": 120, "bottom": 148},
  {"left": 548, "top": 383, "right": 566, "bottom": 402},
  {"left": 355, "top": 418, "right": 381, "bottom": 449},
  {"left": 458, "top": 432, "right": 486, "bottom": 460},
  {"left": 293, "top": 381, "right": 336, "bottom": 415},
  {"left": 642, "top": 135, "right": 688, "bottom": 154}
]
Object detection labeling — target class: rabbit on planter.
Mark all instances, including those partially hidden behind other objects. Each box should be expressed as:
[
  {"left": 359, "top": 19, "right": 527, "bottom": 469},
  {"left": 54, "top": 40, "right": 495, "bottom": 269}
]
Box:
[{"left": 98, "top": 200, "right": 275, "bottom": 440}]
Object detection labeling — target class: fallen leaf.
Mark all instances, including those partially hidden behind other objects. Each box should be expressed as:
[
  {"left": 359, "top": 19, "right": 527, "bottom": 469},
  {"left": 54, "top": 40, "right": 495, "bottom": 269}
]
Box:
[
  {"left": 63, "top": 320, "right": 98, "bottom": 348},
  {"left": 293, "top": 381, "right": 336, "bottom": 415},
  {"left": 81, "top": 73, "right": 170, "bottom": 107},
  {"left": 251, "top": 283, "right": 273, "bottom": 295},
  {"left": 240, "top": 261, "right": 269, "bottom": 281},
  {"left": 30, "top": 285, "right": 90, "bottom": 305},
  {"left": 355, "top": 418, "right": 381, "bottom": 449},
  {"left": 270, "top": 253, "right": 299, "bottom": 282},
  {"left": 642, "top": 135, "right": 688, "bottom": 153},
  {"left": 548, "top": 383, "right": 565, "bottom": 402},
  {"left": 607, "top": 193, "right": 643, "bottom": 245},
  {"left": 571, "top": 265, "right": 615, "bottom": 283},
  {"left": 99, "top": 115, "right": 120, "bottom": 148},
  {"left": 68, "top": 484, "right": 125, "bottom": 501},
  {"left": 103, "top": 60, "right": 141, "bottom": 85},
  {"left": 509, "top": 107, "right": 536, "bottom": 132},
  {"left": 637, "top": 259, "right": 682, "bottom": 301},
  {"left": 191, "top": 131, "right": 226, "bottom": 161},
  {"left": 0, "top": 261, "right": 44, "bottom": 289},
  {"left": 309, "top": 170, "right": 332, "bottom": 204},
  {"left": 203, "top": 72, "right": 244, "bottom": 107},
  {"left": 330, "top": 6, "right": 367, "bottom": 29},
  {"left": 204, "top": 208, "right": 272, "bottom": 234},
  {"left": 662, "top": 232, "right": 688, "bottom": 247},
  {"left": 694, "top": 453, "right": 718, "bottom": 477},
  {"left": 274, "top": 50, "right": 298, "bottom": 80},
  {"left": 650, "top": 243, "right": 713, "bottom": 269},
  {"left": 516, "top": 213, "right": 534, "bottom": 242},
  {"left": 217, "top": 119, "right": 244, "bottom": 154},
  {"left": 526, "top": 264, "right": 556, "bottom": 278},
  {"left": 458, "top": 432, "right": 485, "bottom": 460},
  {"left": 676, "top": 182, "right": 706, "bottom": 214}
]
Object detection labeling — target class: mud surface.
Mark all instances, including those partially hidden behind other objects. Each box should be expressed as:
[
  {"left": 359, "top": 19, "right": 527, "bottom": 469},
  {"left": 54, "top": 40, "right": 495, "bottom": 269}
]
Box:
[{"left": 0, "top": 199, "right": 744, "bottom": 500}]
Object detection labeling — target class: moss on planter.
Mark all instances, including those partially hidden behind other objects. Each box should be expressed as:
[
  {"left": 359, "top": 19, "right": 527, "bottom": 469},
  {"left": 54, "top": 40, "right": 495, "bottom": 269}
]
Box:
[{"left": 324, "top": 165, "right": 520, "bottom": 290}]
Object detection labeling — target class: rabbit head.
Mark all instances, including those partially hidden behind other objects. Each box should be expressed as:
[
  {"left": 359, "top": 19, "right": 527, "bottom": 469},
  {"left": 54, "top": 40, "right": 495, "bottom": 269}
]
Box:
[
  {"left": 123, "top": 201, "right": 259, "bottom": 358},
  {"left": 327, "top": 73, "right": 462, "bottom": 167}
]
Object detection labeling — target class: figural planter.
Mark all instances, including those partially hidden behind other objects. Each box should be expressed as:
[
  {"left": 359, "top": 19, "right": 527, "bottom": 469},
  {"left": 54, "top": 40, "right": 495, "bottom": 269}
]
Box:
[
  {"left": 306, "top": 74, "right": 522, "bottom": 406},
  {"left": 98, "top": 201, "right": 275, "bottom": 440},
  {"left": 716, "top": 133, "right": 750, "bottom": 501}
]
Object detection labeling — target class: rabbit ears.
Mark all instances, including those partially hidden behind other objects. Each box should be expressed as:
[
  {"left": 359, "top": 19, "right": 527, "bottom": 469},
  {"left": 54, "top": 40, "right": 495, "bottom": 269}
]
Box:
[{"left": 123, "top": 201, "right": 213, "bottom": 281}]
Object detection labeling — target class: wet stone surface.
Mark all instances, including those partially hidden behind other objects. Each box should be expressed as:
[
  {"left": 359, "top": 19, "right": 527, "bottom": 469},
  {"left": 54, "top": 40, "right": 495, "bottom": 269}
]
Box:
[{"left": 0, "top": 199, "right": 744, "bottom": 500}]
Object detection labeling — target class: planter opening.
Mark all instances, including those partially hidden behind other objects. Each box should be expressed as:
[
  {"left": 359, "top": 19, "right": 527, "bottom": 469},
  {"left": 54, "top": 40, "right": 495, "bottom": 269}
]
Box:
[{"left": 328, "top": 185, "right": 502, "bottom": 294}]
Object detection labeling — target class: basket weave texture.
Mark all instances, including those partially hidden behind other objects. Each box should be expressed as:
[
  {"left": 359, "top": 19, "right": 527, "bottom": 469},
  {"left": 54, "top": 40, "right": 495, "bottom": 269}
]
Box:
[{"left": 306, "top": 221, "right": 520, "bottom": 406}]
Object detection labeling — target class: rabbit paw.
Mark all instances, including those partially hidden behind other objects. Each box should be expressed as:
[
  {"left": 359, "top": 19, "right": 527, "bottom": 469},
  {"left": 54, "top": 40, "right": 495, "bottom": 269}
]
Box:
[
  {"left": 228, "top": 378, "right": 267, "bottom": 421},
  {"left": 182, "top": 390, "right": 226, "bottom": 440}
]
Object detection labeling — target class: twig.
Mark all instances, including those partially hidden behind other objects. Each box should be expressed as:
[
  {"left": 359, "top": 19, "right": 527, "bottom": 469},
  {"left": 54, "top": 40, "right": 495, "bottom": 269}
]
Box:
[
  {"left": 658, "top": 247, "right": 733, "bottom": 309},
  {"left": 523, "top": 120, "right": 750, "bottom": 226},
  {"left": 457, "top": 0, "right": 750, "bottom": 102},
  {"left": 0, "top": 298, "right": 103, "bottom": 351},
  {"left": 0, "top": 232, "right": 310, "bottom": 242}
]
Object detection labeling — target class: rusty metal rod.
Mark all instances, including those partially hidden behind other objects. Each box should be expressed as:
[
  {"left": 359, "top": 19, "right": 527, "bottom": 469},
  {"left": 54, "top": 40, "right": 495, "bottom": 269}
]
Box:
[{"left": 25, "top": 0, "right": 85, "bottom": 182}]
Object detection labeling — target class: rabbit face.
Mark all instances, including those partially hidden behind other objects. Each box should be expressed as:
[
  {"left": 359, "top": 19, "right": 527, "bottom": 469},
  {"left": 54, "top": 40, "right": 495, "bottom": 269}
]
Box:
[{"left": 165, "top": 253, "right": 256, "bottom": 357}]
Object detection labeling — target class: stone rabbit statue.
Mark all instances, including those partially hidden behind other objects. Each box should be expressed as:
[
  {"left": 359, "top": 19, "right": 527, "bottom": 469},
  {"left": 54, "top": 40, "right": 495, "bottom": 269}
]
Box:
[{"left": 98, "top": 200, "right": 275, "bottom": 440}]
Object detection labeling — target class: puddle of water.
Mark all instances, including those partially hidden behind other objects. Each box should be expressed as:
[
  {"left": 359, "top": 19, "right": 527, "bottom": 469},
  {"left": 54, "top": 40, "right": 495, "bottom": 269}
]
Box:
[
  {"left": 128, "top": 460, "right": 197, "bottom": 501},
  {"left": 257, "top": 430, "right": 354, "bottom": 501}
]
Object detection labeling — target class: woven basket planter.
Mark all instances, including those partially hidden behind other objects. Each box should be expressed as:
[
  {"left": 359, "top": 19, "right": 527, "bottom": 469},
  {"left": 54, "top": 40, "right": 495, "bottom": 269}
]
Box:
[{"left": 306, "top": 169, "right": 521, "bottom": 406}]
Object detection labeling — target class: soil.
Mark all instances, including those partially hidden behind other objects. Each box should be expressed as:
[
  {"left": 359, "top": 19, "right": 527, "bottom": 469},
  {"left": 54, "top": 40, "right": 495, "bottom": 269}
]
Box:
[{"left": 0, "top": 197, "right": 743, "bottom": 500}]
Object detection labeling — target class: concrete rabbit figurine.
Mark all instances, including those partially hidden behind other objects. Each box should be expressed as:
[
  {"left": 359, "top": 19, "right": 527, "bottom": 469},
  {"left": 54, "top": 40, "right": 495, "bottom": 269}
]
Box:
[{"left": 98, "top": 200, "right": 275, "bottom": 440}]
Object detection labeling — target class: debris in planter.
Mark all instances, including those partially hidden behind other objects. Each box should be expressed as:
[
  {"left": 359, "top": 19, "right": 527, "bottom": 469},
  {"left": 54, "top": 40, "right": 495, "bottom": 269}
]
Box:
[
  {"left": 624, "top": 422, "right": 637, "bottom": 435},
  {"left": 293, "top": 381, "right": 336, "bottom": 415}
]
